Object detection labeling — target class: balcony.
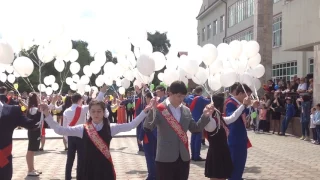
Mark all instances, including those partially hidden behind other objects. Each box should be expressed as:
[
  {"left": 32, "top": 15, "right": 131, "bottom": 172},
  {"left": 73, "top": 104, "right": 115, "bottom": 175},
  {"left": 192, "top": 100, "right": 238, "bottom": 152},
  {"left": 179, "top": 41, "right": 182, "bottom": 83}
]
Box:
[{"left": 282, "top": 0, "right": 320, "bottom": 51}]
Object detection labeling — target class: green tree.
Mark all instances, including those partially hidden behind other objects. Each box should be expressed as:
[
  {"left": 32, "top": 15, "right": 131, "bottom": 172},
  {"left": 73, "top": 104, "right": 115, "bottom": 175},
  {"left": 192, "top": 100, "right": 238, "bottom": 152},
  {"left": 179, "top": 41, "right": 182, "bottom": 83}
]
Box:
[{"left": 147, "top": 31, "right": 171, "bottom": 86}]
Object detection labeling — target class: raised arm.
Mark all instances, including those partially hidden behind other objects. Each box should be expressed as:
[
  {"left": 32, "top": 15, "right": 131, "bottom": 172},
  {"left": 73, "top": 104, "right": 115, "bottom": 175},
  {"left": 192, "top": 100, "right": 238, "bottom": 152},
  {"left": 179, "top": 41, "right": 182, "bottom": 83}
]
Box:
[
  {"left": 223, "top": 105, "right": 245, "bottom": 125},
  {"left": 14, "top": 106, "right": 38, "bottom": 129},
  {"left": 188, "top": 104, "right": 215, "bottom": 133},
  {"left": 44, "top": 115, "right": 83, "bottom": 138},
  {"left": 110, "top": 110, "right": 147, "bottom": 136}
]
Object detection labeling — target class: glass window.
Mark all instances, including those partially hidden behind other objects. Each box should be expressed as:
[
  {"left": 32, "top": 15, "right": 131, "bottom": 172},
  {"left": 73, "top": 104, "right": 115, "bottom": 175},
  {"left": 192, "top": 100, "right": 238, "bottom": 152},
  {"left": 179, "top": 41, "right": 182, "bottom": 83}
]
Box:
[
  {"left": 207, "top": 24, "right": 212, "bottom": 39},
  {"left": 213, "top": 20, "right": 218, "bottom": 36},
  {"left": 309, "top": 58, "right": 314, "bottom": 73},
  {"left": 225, "top": 27, "right": 254, "bottom": 43},
  {"left": 228, "top": 0, "right": 254, "bottom": 27},
  {"left": 272, "top": 61, "right": 297, "bottom": 81},
  {"left": 273, "top": 15, "right": 282, "bottom": 47},
  {"left": 220, "top": 15, "right": 225, "bottom": 32},
  {"left": 202, "top": 28, "right": 206, "bottom": 41}
]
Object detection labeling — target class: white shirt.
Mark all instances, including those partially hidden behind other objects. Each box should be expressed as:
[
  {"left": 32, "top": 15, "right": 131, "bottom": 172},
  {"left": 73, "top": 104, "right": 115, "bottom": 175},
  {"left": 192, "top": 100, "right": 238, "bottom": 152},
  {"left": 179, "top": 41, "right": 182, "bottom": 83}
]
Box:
[
  {"left": 297, "top": 83, "right": 307, "bottom": 91},
  {"left": 165, "top": 98, "right": 182, "bottom": 122},
  {"left": 43, "top": 111, "right": 147, "bottom": 138},
  {"left": 0, "top": 101, "right": 3, "bottom": 118},
  {"left": 63, "top": 92, "right": 104, "bottom": 127},
  {"left": 222, "top": 97, "right": 246, "bottom": 125}
]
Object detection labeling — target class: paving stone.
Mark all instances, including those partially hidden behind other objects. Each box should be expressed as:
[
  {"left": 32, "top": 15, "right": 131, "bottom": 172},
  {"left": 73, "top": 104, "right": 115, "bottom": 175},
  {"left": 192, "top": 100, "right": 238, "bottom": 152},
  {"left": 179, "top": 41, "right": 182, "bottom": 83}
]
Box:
[{"left": 11, "top": 131, "right": 320, "bottom": 180}]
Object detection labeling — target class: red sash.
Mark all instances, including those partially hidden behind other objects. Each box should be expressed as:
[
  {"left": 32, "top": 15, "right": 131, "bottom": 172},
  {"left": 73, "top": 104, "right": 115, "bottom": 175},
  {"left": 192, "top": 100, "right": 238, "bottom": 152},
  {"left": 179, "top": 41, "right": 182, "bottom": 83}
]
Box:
[
  {"left": 69, "top": 107, "right": 82, "bottom": 126},
  {"left": 6, "top": 96, "right": 11, "bottom": 104},
  {"left": 157, "top": 103, "right": 189, "bottom": 153},
  {"left": 224, "top": 98, "right": 252, "bottom": 148},
  {"left": 0, "top": 144, "right": 12, "bottom": 168},
  {"left": 84, "top": 122, "right": 116, "bottom": 179}
]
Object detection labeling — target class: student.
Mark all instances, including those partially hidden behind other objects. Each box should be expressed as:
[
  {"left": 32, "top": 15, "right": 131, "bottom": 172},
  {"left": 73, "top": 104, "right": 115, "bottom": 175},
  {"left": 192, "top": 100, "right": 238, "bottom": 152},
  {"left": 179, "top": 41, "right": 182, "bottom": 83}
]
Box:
[
  {"left": 258, "top": 104, "right": 268, "bottom": 132},
  {"left": 279, "top": 97, "right": 296, "bottom": 136},
  {"left": 310, "top": 107, "right": 317, "bottom": 144}
]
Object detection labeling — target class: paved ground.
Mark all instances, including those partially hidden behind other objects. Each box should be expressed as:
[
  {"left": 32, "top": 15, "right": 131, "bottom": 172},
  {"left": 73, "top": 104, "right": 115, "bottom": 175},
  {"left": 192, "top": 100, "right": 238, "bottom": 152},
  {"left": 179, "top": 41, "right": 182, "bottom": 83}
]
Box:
[{"left": 11, "top": 131, "right": 320, "bottom": 180}]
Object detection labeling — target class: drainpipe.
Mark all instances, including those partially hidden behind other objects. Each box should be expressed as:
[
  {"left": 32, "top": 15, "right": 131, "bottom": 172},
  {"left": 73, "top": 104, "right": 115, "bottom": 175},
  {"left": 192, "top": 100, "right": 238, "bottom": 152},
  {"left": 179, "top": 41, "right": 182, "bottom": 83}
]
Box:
[{"left": 221, "top": 0, "right": 227, "bottom": 42}]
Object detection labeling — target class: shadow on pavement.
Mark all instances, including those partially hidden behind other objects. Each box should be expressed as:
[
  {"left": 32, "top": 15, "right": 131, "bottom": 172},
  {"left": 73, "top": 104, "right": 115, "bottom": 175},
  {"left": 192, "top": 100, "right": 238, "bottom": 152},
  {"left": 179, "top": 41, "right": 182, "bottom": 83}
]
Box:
[
  {"left": 244, "top": 166, "right": 261, "bottom": 174},
  {"left": 24, "top": 176, "right": 40, "bottom": 180}
]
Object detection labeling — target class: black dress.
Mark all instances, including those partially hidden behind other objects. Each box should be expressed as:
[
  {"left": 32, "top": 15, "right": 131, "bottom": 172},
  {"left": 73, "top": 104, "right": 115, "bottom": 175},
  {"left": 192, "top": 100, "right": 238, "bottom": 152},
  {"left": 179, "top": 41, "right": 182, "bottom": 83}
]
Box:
[
  {"left": 79, "top": 124, "right": 114, "bottom": 180},
  {"left": 26, "top": 110, "right": 41, "bottom": 151},
  {"left": 205, "top": 120, "right": 233, "bottom": 179},
  {"left": 271, "top": 98, "right": 283, "bottom": 120}
]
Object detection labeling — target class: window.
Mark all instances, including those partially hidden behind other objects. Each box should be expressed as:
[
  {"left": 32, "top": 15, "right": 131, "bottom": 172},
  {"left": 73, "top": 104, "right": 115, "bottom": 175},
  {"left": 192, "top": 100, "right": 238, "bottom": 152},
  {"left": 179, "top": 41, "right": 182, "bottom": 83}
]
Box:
[
  {"left": 228, "top": 0, "right": 254, "bottom": 27},
  {"left": 273, "top": 0, "right": 281, "bottom": 3},
  {"left": 202, "top": 28, "right": 206, "bottom": 41},
  {"left": 225, "top": 28, "right": 253, "bottom": 43},
  {"left": 197, "top": 33, "right": 200, "bottom": 45},
  {"left": 272, "top": 61, "right": 297, "bottom": 81},
  {"left": 207, "top": 24, "right": 212, "bottom": 39},
  {"left": 309, "top": 58, "right": 314, "bottom": 73},
  {"left": 273, "top": 16, "right": 282, "bottom": 47},
  {"left": 213, "top": 20, "right": 218, "bottom": 36},
  {"left": 220, "top": 15, "right": 225, "bottom": 32}
]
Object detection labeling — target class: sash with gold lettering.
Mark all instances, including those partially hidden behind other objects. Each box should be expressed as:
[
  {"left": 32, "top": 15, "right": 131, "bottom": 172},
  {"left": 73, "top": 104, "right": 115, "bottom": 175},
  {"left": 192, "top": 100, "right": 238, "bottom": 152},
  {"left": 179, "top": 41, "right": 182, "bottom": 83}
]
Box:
[
  {"left": 157, "top": 103, "right": 189, "bottom": 152},
  {"left": 84, "top": 122, "right": 116, "bottom": 179}
]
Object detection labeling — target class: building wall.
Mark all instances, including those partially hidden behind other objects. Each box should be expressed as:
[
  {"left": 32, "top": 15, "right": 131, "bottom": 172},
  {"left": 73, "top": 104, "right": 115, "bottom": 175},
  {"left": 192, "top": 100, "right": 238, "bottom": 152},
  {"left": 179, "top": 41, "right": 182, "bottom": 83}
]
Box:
[{"left": 197, "top": 0, "right": 314, "bottom": 82}]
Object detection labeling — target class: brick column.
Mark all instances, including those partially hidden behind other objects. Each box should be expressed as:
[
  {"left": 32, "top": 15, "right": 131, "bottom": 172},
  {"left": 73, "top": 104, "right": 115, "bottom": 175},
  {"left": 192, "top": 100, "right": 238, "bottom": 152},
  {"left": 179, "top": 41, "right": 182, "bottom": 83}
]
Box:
[
  {"left": 253, "top": 0, "right": 273, "bottom": 94},
  {"left": 313, "top": 45, "right": 320, "bottom": 105}
]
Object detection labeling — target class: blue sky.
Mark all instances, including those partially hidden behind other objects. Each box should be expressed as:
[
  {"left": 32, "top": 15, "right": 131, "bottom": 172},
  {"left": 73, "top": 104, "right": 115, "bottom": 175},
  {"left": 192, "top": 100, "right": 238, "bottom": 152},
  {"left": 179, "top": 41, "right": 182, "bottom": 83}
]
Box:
[{"left": 0, "top": 0, "right": 202, "bottom": 53}]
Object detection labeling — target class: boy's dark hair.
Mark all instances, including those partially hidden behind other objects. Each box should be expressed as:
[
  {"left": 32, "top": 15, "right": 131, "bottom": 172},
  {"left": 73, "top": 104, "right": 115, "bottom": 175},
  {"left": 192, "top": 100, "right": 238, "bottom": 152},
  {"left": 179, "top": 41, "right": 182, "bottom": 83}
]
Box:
[
  {"left": 312, "top": 107, "right": 316, "bottom": 111},
  {"left": 0, "top": 86, "right": 7, "bottom": 94},
  {"left": 71, "top": 93, "right": 82, "bottom": 103},
  {"left": 235, "top": 84, "right": 252, "bottom": 95},
  {"left": 145, "top": 92, "right": 153, "bottom": 99},
  {"left": 169, "top": 81, "right": 187, "bottom": 95},
  {"left": 194, "top": 86, "right": 203, "bottom": 94},
  {"left": 230, "top": 83, "right": 239, "bottom": 93},
  {"left": 316, "top": 104, "right": 320, "bottom": 108},
  {"left": 156, "top": 85, "right": 166, "bottom": 92}
]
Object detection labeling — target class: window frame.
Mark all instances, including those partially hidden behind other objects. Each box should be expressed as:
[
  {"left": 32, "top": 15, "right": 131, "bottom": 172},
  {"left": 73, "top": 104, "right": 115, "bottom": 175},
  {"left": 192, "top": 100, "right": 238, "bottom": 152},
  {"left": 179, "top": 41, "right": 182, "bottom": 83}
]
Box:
[{"left": 272, "top": 61, "right": 298, "bottom": 82}]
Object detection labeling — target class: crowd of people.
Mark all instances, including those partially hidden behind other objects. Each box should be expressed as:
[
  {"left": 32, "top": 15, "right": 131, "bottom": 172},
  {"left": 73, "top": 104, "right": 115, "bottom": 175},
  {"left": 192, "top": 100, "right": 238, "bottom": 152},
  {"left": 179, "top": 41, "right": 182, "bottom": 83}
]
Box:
[{"left": 1, "top": 78, "right": 319, "bottom": 180}]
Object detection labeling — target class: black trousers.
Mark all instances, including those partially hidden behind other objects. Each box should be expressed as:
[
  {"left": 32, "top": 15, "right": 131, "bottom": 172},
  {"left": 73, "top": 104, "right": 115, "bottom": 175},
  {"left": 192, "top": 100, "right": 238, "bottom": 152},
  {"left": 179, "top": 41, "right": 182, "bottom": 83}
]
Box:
[
  {"left": 111, "top": 111, "right": 117, "bottom": 123},
  {"left": 0, "top": 156, "right": 12, "bottom": 180},
  {"left": 66, "top": 137, "right": 84, "bottom": 180},
  {"left": 156, "top": 156, "right": 190, "bottom": 180}
]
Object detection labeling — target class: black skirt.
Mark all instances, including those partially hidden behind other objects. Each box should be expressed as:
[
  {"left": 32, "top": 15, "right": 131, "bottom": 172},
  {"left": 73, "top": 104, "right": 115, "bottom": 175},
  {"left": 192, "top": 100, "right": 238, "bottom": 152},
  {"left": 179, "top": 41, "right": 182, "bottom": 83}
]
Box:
[
  {"left": 205, "top": 127, "right": 233, "bottom": 179},
  {"left": 27, "top": 129, "right": 41, "bottom": 151}
]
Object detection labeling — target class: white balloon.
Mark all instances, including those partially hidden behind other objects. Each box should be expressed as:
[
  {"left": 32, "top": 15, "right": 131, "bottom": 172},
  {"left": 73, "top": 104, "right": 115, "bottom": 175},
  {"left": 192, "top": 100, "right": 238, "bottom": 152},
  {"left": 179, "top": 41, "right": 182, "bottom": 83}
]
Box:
[
  {"left": 70, "top": 83, "right": 77, "bottom": 91},
  {"left": 67, "top": 49, "right": 79, "bottom": 62},
  {"left": 70, "top": 62, "right": 80, "bottom": 74},
  {"left": 166, "top": 56, "right": 179, "bottom": 70},
  {"left": 54, "top": 59, "right": 65, "bottom": 72},
  {"left": 7, "top": 74, "right": 15, "bottom": 83},
  {"left": 13, "top": 56, "right": 34, "bottom": 77},
  {"left": 0, "top": 40, "right": 14, "bottom": 64},
  {"left": 240, "top": 73, "right": 253, "bottom": 87},
  {"left": 251, "top": 64, "right": 265, "bottom": 78},
  {"left": 133, "top": 80, "right": 142, "bottom": 89},
  {"left": 0, "top": 64, "right": 5, "bottom": 73},
  {"left": 129, "top": 28, "right": 148, "bottom": 47},
  {"left": 51, "top": 35, "right": 72, "bottom": 58},
  {"left": 217, "top": 43, "right": 231, "bottom": 59},
  {"left": 126, "top": 51, "right": 137, "bottom": 69},
  {"left": 248, "top": 53, "right": 261, "bottom": 68},
  {"left": 139, "top": 40, "right": 153, "bottom": 55},
  {"left": 229, "top": 40, "right": 243, "bottom": 59},
  {"left": 37, "top": 84, "right": 46, "bottom": 92},
  {"left": 66, "top": 77, "right": 73, "bottom": 85},
  {"left": 133, "top": 47, "right": 141, "bottom": 59},
  {"left": 220, "top": 69, "right": 237, "bottom": 87},
  {"left": 202, "top": 44, "right": 218, "bottom": 66},
  {"left": 246, "top": 41, "right": 260, "bottom": 58},
  {"left": 209, "top": 60, "right": 223, "bottom": 75},
  {"left": 121, "top": 78, "right": 130, "bottom": 89},
  {"left": 208, "top": 74, "right": 222, "bottom": 91},
  {"left": 83, "top": 65, "right": 93, "bottom": 77},
  {"left": 0, "top": 73, "right": 7, "bottom": 83},
  {"left": 235, "top": 58, "right": 248, "bottom": 75},
  {"left": 163, "top": 70, "right": 179, "bottom": 86},
  {"left": 80, "top": 75, "right": 90, "bottom": 85},
  {"left": 253, "top": 78, "right": 262, "bottom": 90},
  {"left": 116, "top": 79, "right": 122, "bottom": 87},
  {"left": 157, "top": 73, "right": 164, "bottom": 81},
  {"left": 43, "top": 76, "right": 50, "bottom": 86},
  {"left": 46, "top": 87, "right": 53, "bottom": 95},
  {"left": 137, "top": 54, "right": 155, "bottom": 76},
  {"left": 118, "top": 87, "right": 125, "bottom": 95},
  {"left": 103, "top": 62, "right": 116, "bottom": 74},
  {"left": 85, "top": 85, "right": 91, "bottom": 92},
  {"left": 180, "top": 58, "right": 199, "bottom": 76},
  {"left": 90, "top": 61, "right": 101, "bottom": 74},
  {"left": 188, "top": 45, "right": 204, "bottom": 65},
  {"left": 37, "top": 43, "right": 55, "bottom": 63},
  {"left": 192, "top": 67, "right": 209, "bottom": 85},
  {"left": 151, "top": 52, "right": 166, "bottom": 71},
  {"left": 94, "top": 52, "right": 106, "bottom": 66},
  {"left": 95, "top": 75, "right": 104, "bottom": 87},
  {"left": 124, "top": 70, "right": 134, "bottom": 81},
  {"left": 49, "top": 75, "right": 56, "bottom": 85},
  {"left": 72, "top": 74, "right": 80, "bottom": 82},
  {"left": 52, "top": 83, "right": 59, "bottom": 91}
]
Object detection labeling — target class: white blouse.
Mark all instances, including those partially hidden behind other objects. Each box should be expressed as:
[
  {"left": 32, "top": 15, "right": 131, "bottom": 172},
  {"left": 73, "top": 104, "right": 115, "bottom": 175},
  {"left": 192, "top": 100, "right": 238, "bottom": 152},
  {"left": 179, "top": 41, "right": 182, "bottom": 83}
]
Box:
[{"left": 43, "top": 111, "right": 147, "bottom": 138}]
